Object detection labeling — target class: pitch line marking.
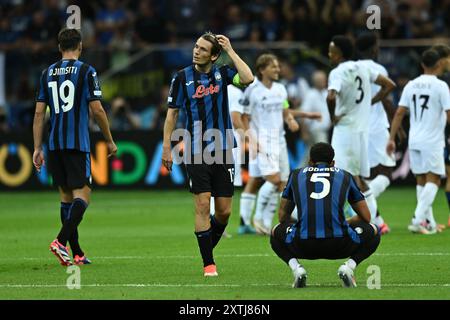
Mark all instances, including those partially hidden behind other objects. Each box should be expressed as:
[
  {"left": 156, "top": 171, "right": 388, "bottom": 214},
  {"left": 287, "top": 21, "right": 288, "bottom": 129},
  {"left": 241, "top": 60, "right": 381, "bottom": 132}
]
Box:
[
  {"left": 1, "top": 283, "right": 450, "bottom": 289},
  {"left": 0, "top": 252, "right": 448, "bottom": 261}
]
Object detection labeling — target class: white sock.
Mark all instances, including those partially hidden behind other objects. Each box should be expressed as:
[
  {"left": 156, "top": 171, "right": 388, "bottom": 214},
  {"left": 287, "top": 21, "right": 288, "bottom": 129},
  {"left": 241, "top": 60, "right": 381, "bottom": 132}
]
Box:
[
  {"left": 288, "top": 258, "right": 300, "bottom": 272},
  {"left": 210, "top": 197, "right": 215, "bottom": 216},
  {"left": 373, "top": 215, "right": 384, "bottom": 227},
  {"left": 254, "top": 181, "right": 277, "bottom": 221},
  {"left": 368, "top": 175, "right": 390, "bottom": 198},
  {"left": 345, "top": 259, "right": 357, "bottom": 270},
  {"left": 425, "top": 207, "right": 437, "bottom": 229},
  {"left": 263, "top": 191, "right": 279, "bottom": 229},
  {"left": 240, "top": 193, "right": 256, "bottom": 226},
  {"left": 364, "top": 190, "right": 378, "bottom": 222},
  {"left": 413, "top": 183, "right": 439, "bottom": 225}
]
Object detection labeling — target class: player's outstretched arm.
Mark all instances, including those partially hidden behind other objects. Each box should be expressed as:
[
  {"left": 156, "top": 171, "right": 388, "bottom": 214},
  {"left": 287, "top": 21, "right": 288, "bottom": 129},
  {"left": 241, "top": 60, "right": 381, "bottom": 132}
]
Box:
[
  {"left": 32, "top": 102, "right": 47, "bottom": 172},
  {"left": 89, "top": 100, "right": 117, "bottom": 157},
  {"left": 215, "top": 35, "right": 254, "bottom": 85},
  {"left": 372, "top": 75, "right": 396, "bottom": 105},
  {"left": 278, "top": 198, "right": 295, "bottom": 224},
  {"left": 290, "top": 110, "right": 322, "bottom": 121},
  {"left": 387, "top": 106, "right": 407, "bottom": 155},
  {"left": 162, "top": 108, "right": 179, "bottom": 171}
]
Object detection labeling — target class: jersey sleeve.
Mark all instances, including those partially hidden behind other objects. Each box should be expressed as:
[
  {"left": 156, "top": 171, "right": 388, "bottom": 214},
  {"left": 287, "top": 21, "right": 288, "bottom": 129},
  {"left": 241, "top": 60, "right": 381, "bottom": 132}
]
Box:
[
  {"left": 281, "top": 172, "right": 295, "bottom": 201},
  {"left": 328, "top": 69, "right": 342, "bottom": 93},
  {"left": 281, "top": 85, "right": 289, "bottom": 109},
  {"left": 368, "top": 66, "right": 380, "bottom": 83},
  {"left": 167, "top": 72, "right": 184, "bottom": 109},
  {"left": 347, "top": 175, "right": 365, "bottom": 203},
  {"left": 398, "top": 82, "right": 410, "bottom": 108},
  {"left": 440, "top": 82, "right": 450, "bottom": 111},
  {"left": 86, "top": 67, "right": 102, "bottom": 101},
  {"left": 35, "top": 69, "right": 48, "bottom": 103},
  {"left": 240, "top": 85, "right": 253, "bottom": 115},
  {"left": 228, "top": 86, "right": 244, "bottom": 114}
]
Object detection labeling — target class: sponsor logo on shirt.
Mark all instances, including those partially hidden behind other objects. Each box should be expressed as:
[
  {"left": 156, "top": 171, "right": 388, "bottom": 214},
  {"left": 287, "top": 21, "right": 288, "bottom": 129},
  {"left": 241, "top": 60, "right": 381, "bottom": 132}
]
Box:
[{"left": 192, "top": 84, "right": 220, "bottom": 99}]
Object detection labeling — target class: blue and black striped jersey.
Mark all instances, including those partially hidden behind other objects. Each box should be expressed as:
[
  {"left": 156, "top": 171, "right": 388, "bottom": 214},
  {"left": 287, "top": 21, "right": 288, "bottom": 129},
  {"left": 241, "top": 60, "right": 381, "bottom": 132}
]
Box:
[
  {"left": 167, "top": 64, "right": 240, "bottom": 155},
  {"left": 282, "top": 164, "right": 365, "bottom": 242},
  {"left": 36, "top": 59, "right": 102, "bottom": 152}
]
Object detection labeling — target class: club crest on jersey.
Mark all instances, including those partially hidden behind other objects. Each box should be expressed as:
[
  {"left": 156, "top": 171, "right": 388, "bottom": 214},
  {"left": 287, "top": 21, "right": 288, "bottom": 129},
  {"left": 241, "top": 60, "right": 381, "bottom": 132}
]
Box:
[
  {"left": 214, "top": 71, "right": 222, "bottom": 81},
  {"left": 192, "top": 84, "right": 220, "bottom": 99}
]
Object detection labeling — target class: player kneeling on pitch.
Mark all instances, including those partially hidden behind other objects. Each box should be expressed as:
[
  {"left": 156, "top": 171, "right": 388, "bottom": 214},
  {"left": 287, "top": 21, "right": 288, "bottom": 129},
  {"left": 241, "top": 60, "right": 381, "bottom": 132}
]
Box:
[{"left": 270, "top": 143, "right": 380, "bottom": 288}]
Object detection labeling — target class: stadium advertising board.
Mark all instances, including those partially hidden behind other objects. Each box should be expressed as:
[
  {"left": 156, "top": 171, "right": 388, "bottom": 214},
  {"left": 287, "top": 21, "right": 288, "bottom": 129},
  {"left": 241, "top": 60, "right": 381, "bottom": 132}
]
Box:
[{"left": 0, "top": 130, "right": 412, "bottom": 190}]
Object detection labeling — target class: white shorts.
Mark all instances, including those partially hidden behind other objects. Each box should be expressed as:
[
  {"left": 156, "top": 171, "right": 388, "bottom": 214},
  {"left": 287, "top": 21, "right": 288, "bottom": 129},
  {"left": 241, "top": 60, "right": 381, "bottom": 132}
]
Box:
[
  {"left": 249, "top": 139, "right": 290, "bottom": 181},
  {"left": 332, "top": 127, "right": 370, "bottom": 178},
  {"left": 409, "top": 147, "right": 445, "bottom": 176},
  {"left": 368, "top": 128, "right": 396, "bottom": 168},
  {"left": 232, "top": 147, "right": 242, "bottom": 187}
]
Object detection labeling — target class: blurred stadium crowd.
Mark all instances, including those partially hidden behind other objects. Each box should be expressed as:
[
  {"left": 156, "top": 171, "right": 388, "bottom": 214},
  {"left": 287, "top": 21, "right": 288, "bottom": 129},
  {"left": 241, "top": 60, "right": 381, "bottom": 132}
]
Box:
[{"left": 0, "top": 0, "right": 449, "bottom": 135}]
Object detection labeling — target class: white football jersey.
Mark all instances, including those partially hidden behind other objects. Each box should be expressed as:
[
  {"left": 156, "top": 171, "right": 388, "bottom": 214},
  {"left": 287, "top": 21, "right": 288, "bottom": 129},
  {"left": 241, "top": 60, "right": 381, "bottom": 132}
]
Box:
[
  {"left": 358, "top": 59, "right": 390, "bottom": 131},
  {"left": 243, "top": 80, "right": 288, "bottom": 140},
  {"left": 328, "top": 60, "right": 379, "bottom": 132},
  {"left": 227, "top": 84, "right": 244, "bottom": 115},
  {"left": 399, "top": 74, "right": 450, "bottom": 149}
]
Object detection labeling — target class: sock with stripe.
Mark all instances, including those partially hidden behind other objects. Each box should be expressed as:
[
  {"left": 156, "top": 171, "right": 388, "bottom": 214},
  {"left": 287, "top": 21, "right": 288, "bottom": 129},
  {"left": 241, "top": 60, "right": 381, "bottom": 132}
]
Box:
[
  {"left": 363, "top": 190, "right": 377, "bottom": 222},
  {"left": 60, "top": 202, "right": 84, "bottom": 257},
  {"left": 57, "top": 198, "right": 88, "bottom": 246},
  {"left": 210, "top": 215, "right": 227, "bottom": 249},
  {"left": 194, "top": 228, "right": 215, "bottom": 267},
  {"left": 368, "top": 175, "right": 390, "bottom": 198}
]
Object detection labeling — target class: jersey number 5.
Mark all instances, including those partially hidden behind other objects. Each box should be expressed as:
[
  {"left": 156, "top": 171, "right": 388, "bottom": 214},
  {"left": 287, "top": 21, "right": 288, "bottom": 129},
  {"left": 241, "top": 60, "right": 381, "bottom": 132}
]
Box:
[
  {"left": 48, "top": 80, "right": 75, "bottom": 114},
  {"left": 310, "top": 173, "right": 330, "bottom": 200}
]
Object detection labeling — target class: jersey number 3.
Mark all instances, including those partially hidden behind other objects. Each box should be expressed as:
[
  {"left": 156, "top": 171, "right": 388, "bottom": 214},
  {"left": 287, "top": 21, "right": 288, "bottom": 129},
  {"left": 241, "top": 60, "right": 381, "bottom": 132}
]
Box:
[
  {"left": 355, "top": 76, "right": 364, "bottom": 104},
  {"left": 310, "top": 173, "right": 330, "bottom": 200},
  {"left": 48, "top": 80, "right": 75, "bottom": 114}
]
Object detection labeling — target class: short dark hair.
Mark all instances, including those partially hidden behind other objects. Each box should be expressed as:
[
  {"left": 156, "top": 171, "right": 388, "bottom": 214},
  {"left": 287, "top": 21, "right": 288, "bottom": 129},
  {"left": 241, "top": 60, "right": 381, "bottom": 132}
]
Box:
[
  {"left": 310, "top": 143, "right": 335, "bottom": 164},
  {"left": 200, "top": 31, "right": 222, "bottom": 61},
  {"left": 356, "top": 32, "right": 377, "bottom": 54},
  {"left": 331, "top": 35, "right": 354, "bottom": 60},
  {"left": 58, "top": 28, "right": 82, "bottom": 51},
  {"left": 421, "top": 49, "right": 441, "bottom": 68},
  {"left": 431, "top": 44, "right": 450, "bottom": 59}
]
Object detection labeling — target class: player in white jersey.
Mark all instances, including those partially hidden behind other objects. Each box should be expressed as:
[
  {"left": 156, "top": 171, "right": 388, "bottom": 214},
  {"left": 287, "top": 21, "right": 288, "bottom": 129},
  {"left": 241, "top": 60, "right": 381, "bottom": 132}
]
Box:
[
  {"left": 355, "top": 33, "right": 401, "bottom": 235},
  {"left": 388, "top": 49, "right": 450, "bottom": 235},
  {"left": 327, "top": 35, "right": 396, "bottom": 225},
  {"left": 432, "top": 44, "right": 450, "bottom": 229},
  {"left": 210, "top": 84, "right": 257, "bottom": 235},
  {"left": 240, "top": 54, "right": 321, "bottom": 235}
]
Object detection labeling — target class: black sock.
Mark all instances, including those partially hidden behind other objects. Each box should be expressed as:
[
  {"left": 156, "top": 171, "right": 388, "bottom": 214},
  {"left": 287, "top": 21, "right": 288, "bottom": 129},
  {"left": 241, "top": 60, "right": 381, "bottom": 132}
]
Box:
[
  {"left": 194, "top": 229, "right": 215, "bottom": 267},
  {"left": 210, "top": 215, "right": 227, "bottom": 248},
  {"left": 59, "top": 202, "right": 84, "bottom": 257},
  {"left": 57, "top": 198, "right": 88, "bottom": 246}
]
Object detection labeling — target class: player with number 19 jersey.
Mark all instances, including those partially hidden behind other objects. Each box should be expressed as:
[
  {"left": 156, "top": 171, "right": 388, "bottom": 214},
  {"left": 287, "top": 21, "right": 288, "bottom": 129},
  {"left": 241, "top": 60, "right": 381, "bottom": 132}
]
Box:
[{"left": 36, "top": 59, "right": 102, "bottom": 152}]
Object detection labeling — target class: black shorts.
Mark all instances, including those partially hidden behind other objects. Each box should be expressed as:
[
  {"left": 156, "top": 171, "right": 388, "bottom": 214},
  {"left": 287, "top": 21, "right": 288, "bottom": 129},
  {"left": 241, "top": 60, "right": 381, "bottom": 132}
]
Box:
[
  {"left": 273, "top": 221, "right": 376, "bottom": 260},
  {"left": 185, "top": 162, "right": 235, "bottom": 197},
  {"left": 48, "top": 150, "right": 92, "bottom": 189}
]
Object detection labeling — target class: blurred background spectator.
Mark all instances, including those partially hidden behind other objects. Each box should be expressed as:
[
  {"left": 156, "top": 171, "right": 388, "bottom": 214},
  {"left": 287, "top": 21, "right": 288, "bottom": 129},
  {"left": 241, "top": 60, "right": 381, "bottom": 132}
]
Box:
[{"left": 0, "top": 0, "right": 448, "bottom": 134}]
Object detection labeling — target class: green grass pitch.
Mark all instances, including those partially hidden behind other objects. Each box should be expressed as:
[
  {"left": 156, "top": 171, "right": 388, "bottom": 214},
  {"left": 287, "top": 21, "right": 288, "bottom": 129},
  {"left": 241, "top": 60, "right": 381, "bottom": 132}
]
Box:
[{"left": 0, "top": 187, "right": 449, "bottom": 300}]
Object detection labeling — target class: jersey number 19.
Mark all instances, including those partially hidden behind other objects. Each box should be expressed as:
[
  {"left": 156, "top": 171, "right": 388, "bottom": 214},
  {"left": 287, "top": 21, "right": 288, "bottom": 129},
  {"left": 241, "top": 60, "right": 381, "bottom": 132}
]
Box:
[{"left": 49, "top": 80, "right": 75, "bottom": 114}]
